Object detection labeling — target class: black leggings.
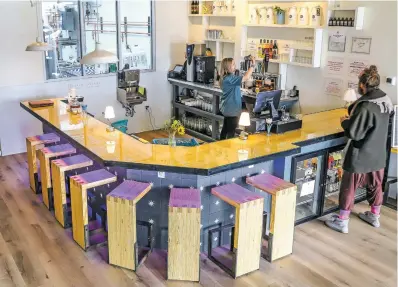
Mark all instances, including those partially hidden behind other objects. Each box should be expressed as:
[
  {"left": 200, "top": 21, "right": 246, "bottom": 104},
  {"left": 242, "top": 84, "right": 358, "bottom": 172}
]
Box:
[{"left": 220, "top": 116, "right": 238, "bottom": 140}]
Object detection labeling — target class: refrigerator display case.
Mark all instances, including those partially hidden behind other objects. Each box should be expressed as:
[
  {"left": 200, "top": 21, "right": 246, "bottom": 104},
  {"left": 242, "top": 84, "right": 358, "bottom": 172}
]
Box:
[{"left": 292, "top": 145, "right": 367, "bottom": 224}]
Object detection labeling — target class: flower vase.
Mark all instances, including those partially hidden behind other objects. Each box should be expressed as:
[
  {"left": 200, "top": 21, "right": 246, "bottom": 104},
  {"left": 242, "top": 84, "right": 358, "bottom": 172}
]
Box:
[
  {"left": 276, "top": 11, "right": 285, "bottom": 24},
  {"left": 168, "top": 132, "right": 177, "bottom": 147}
]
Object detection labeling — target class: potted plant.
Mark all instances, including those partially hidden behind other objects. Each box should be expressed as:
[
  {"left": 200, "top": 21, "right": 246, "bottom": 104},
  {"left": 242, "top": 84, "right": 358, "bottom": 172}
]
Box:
[
  {"left": 164, "top": 118, "right": 185, "bottom": 147},
  {"left": 274, "top": 6, "right": 285, "bottom": 25}
]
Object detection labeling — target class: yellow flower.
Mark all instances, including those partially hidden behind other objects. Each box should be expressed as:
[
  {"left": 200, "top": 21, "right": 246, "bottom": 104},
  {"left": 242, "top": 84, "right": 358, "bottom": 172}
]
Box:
[{"left": 177, "top": 126, "right": 185, "bottom": 135}]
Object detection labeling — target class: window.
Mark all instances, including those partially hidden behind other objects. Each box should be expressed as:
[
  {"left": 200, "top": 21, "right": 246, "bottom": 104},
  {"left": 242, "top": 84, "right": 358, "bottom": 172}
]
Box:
[{"left": 41, "top": 0, "right": 154, "bottom": 80}]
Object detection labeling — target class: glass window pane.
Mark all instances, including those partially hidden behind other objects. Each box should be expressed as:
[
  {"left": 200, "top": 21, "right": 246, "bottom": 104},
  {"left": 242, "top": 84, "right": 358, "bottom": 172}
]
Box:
[
  {"left": 119, "top": 0, "right": 153, "bottom": 70},
  {"left": 42, "top": 1, "right": 82, "bottom": 79},
  {"left": 82, "top": 0, "right": 118, "bottom": 75}
]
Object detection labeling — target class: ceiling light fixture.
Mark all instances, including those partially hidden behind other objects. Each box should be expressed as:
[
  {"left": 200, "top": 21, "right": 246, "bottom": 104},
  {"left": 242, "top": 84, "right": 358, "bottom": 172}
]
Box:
[{"left": 26, "top": 0, "right": 53, "bottom": 52}]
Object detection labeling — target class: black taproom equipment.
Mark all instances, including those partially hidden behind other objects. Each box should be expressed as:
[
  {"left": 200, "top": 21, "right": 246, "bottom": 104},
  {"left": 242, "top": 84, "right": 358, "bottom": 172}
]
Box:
[
  {"left": 195, "top": 56, "right": 216, "bottom": 84},
  {"left": 186, "top": 44, "right": 195, "bottom": 82}
]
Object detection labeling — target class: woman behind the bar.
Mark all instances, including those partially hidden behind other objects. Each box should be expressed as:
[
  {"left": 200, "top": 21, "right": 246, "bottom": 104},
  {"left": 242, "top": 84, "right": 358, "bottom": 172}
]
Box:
[
  {"left": 325, "top": 65, "right": 393, "bottom": 233},
  {"left": 219, "top": 57, "right": 254, "bottom": 140}
]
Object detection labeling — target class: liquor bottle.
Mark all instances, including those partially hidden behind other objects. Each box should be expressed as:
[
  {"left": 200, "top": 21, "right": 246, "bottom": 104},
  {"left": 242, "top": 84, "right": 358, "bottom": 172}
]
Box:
[
  {"left": 269, "top": 40, "right": 273, "bottom": 59},
  {"left": 196, "top": 1, "right": 199, "bottom": 14},
  {"left": 262, "top": 39, "right": 267, "bottom": 58},
  {"left": 343, "top": 17, "right": 348, "bottom": 26},
  {"left": 349, "top": 17, "right": 354, "bottom": 27},
  {"left": 337, "top": 17, "right": 342, "bottom": 26},
  {"left": 266, "top": 39, "right": 270, "bottom": 54},
  {"left": 258, "top": 39, "right": 263, "bottom": 58},
  {"left": 328, "top": 17, "right": 334, "bottom": 26},
  {"left": 332, "top": 17, "right": 337, "bottom": 26},
  {"left": 272, "top": 40, "right": 278, "bottom": 59},
  {"left": 191, "top": 1, "right": 194, "bottom": 14}
]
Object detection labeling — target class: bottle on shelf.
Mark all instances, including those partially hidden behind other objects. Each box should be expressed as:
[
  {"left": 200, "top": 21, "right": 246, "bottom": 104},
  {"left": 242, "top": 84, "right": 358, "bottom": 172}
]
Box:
[
  {"left": 272, "top": 40, "right": 278, "bottom": 59},
  {"left": 344, "top": 17, "right": 348, "bottom": 26},
  {"left": 191, "top": 1, "right": 195, "bottom": 14},
  {"left": 269, "top": 40, "right": 274, "bottom": 59},
  {"left": 258, "top": 39, "right": 263, "bottom": 58},
  {"left": 328, "top": 17, "right": 334, "bottom": 26},
  {"left": 332, "top": 17, "right": 337, "bottom": 26},
  {"left": 349, "top": 17, "right": 354, "bottom": 27},
  {"left": 196, "top": 1, "right": 200, "bottom": 14},
  {"left": 262, "top": 39, "right": 267, "bottom": 58},
  {"left": 337, "top": 17, "right": 342, "bottom": 26}
]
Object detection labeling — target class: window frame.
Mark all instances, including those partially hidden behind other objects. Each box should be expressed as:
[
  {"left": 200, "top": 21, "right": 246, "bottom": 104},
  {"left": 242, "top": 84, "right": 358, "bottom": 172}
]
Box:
[{"left": 41, "top": 0, "right": 156, "bottom": 83}]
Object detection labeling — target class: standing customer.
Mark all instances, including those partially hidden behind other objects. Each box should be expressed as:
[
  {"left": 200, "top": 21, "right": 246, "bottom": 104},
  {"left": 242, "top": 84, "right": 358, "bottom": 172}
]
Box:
[
  {"left": 325, "top": 65, "right": 393, "bottom": 233},
  {"left": 219, "top": 57, "right": 254, "bottom": 140}
]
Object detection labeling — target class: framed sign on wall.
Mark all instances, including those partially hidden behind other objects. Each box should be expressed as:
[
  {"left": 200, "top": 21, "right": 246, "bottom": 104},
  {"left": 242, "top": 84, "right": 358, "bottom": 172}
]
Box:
[{"left": 351, "top": 37, "right": 372, "bottom": 54}]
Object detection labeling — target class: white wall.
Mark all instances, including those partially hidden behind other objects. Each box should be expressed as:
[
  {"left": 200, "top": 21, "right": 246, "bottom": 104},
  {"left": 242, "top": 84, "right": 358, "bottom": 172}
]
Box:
[
  {"left": 284, "top": 1, "right": 398, "bottom": 114},
  {"left": 0, "top": 0, "right": 188, "bottom": 156}
]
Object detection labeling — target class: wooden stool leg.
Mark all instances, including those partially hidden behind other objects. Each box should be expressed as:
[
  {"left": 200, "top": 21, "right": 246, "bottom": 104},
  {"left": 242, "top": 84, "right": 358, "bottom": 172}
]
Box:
[
  {"left": 51, "top": 162, "right": 68, "bottom": 227},
  {"left": 26, "top": 139, "right": 41, "bottom": 194},
  {"left": 235, "top": 198, "right": 263, "bottom": 278},
  {"left": 70, "top": 179, "right": 89, "bottom": 250},
  {"left": 38, "top": 150, "right": 53, "bottom": 210},
  {"left": 107, "top": 197, "right": 137, "bottom": 270},
  {"left": 168, "top": 206, "right": 201, "bottom": 281}
]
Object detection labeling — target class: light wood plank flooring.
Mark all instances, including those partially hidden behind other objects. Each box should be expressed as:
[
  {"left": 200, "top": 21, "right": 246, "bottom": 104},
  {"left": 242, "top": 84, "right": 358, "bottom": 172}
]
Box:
[{"left": 0, "top": 154, "right": 396, "bottom": 287}]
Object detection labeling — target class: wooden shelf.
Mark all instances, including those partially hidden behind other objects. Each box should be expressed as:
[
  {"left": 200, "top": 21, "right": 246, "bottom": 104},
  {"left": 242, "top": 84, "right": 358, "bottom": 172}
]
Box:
[
  {"left": 189, "top": 14, "right": 236, "bottom": 17},
  {"left": 204, "top": 38, "right": 235, "bottom": 43},
  {"left": 255, "top": 59, "right": 315, "bottom": 68},
  {"left": 174, "top": 102, "right": 224, "bottom": 121},
  {"left": 185, "top": 128, "right": 215, "bottom": 142},
  {"left": 244, "top": 23, "right": 323, "bottom": 29}
]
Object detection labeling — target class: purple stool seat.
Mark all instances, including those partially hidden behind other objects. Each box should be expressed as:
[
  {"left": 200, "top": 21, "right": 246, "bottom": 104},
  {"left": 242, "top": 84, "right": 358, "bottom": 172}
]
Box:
[
  {"left": 41, "top": 143, "right": 76, "bottom": 157},
  {"left": 246, "top": 173, "right": 296, "bottom": 195},
  {"left": 169, "top": 188, "right": 201, "bottom": 209},
  {"left": 27, "top": 133, "right": 60, "bottom": 145},
  {"left": 70, "top": 169, "right": 117, "bottom": 187},
  {"left": 108, "top": 180, "right": 152, "bottom": 204},
  {"left": 52, "top": 154, "right": 92, "bottom": 169},
  {"left": 211, "top": 183, "right": 262, "bottom": 208}
]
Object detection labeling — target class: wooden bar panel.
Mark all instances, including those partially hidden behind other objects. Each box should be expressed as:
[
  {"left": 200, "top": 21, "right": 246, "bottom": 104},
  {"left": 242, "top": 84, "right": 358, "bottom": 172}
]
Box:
[
  {"left": 26, "top": 138, "right": 38, "bottom": 193},
  {"left": 168, "top": 206, "right": 200, "bottom": 281},
  {"left": 270, "top": 186, "right": 297, "bottom": 261},
  {"left": 70, "top": 178, "right": 88, "bottom": 250},
  {"left": 107, "top": 196, "right": 136, "bottom": 270},
  {"left": 38, "top": 149, "right": 51, "bottom": 209},
  {"left": 235, "top": 199, "right": 263, "bottom": 278},
  {"left": 51, "top": 162, "right": 67, "bottom": 227}
]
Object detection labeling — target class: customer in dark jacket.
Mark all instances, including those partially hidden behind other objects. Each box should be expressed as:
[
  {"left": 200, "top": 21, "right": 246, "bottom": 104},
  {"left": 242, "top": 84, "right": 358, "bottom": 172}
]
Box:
[{"left": 325, "top": 65, "right": 393, "bottom": 233}]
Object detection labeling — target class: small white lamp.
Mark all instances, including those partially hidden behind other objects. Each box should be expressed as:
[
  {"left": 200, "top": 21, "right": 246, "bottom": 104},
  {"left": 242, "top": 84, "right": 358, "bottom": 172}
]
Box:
[
  {"left": 343, "top": 89, "right": 357, "bottom": 107},
  {"left": 238, "top": 112, "right": 251, "bottom": 140},
  {"left": 104, "top": 106, "right": 115, "bottom": 132}
]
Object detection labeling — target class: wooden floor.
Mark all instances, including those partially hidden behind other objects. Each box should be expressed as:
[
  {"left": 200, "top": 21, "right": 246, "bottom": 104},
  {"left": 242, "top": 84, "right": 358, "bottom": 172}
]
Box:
[{"left": 0, "top": 154, "right": 396, "bottom": 287}]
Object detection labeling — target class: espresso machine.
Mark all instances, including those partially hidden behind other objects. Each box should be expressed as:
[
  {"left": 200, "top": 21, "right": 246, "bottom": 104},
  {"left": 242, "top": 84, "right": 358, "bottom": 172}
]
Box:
[
  {"left": 117, "top": 68, "right": 147, "bottom": 117},
  {"left": 186, "top": 43, "right": 206, "bottom": 82},
  {"left": 195, "top": 56, "right": 215, "bottom": 84}
]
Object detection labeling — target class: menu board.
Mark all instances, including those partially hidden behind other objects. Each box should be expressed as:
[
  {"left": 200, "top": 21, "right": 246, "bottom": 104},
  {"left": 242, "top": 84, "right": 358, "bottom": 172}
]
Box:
[
  {"left": 326, "top": 57, "right": 345, "bottom": 75},
  {"left": 348, "top": 59, "right": 369, "bottom": 78},
  {"left": 324, "top": 78, "right": 344, "bottom": 97}
]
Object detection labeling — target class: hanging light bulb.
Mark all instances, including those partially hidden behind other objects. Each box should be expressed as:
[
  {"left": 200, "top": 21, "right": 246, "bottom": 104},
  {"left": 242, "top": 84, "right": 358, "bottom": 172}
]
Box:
[{"left": 26, "top": 1, "right": 54, "bottom": 52}]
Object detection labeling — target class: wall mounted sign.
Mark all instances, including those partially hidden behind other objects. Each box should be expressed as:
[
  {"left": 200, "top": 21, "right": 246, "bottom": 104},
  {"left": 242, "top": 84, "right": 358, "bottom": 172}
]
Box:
[
  {"left": 324, "top": 78, "right": 344, "bottom": 97},
  {"left": 348, "top": 59, "right": 369, "bottom": 78},
  {"left": 328, "top": 31, "right": 346, "bottom": 52},
  {"left": 326, "top": 57, "right": 345, "bottom": 75},
  {"left": 351, "top": 37, "right": 372, "bottom": 54}
]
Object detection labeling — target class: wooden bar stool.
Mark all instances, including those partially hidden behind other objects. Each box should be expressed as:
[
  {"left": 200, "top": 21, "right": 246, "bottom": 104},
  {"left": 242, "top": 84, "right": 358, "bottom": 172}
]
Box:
[
  {"left": 210, "top": 183, "right": 263, "bottom": 278},
  {"left": 51, "top": 154, "right": 93, "bottom": 228},
  {"left": 107, "top": 180, "right": 153, "bottom": 271},
  {"left": 38, "top": 144, "right": 76, "bottom": 210},
  {"left": 247, "top": 173, "right": 297, "bottom": 262},
  {"left": 168, "top": 187, "right": 201, "bottom": 282},
  {"left": 26, "top": 133, "right": 60, "bottom": 194},
  {"left": 70, "top": 169, "right": 117, "bottom": 250}
]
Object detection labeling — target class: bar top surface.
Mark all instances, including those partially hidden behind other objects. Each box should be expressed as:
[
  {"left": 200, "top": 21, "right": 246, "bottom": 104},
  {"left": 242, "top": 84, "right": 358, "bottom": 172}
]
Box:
[{"left": 20, "top": 99, "right": 346, "bottom": 174}]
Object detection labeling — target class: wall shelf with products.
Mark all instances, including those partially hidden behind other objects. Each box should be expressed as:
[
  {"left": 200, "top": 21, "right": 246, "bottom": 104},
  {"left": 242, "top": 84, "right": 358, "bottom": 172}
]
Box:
[
  {"left": 327, "top": 7, "right": 365, "bottom": 30},
  {"left": 189, "top": 14, "right": 236, "bottom": 18},
  {"left": 244, "top": 23, "right": 323, "bottom": 29}
]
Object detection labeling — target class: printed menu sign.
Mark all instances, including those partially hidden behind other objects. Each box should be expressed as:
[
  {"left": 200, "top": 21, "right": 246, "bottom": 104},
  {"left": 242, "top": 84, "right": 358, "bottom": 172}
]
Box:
[
  {"left": 324, "top": 78, "right": 344, "bottom": 97},
  {"left": 348, "top": 59, "right": 369, "bottom": 78},
  {"left": 326, "top": 57, "right": 345, "bottom": 75},
  {"left": 348, "top": 81, "right": 359, "bottom": 90}
]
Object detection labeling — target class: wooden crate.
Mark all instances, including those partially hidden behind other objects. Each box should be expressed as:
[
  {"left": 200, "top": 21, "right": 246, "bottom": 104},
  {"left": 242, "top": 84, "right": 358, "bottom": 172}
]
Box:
[
  {"left": 26, "top": 133, "right": 59, "bottom": 193},
  {"left": 70, "top": 169, "right": 117, "bottom": 250},
  {"left": 211, "top": 183, "right": 263, "bottom": 278},
  {"left": 107, "top": 180, "right": 152, "bottom": 270},
  {"left": 247, "top": 173, "right": 297, "bottom": 262},
  {"left": 51, "top": 155, "right": 93, "bottom": 227},
  {"left": 168, "top": 188, "right": 201, "bottom": 282},
  {"left": 38, "top": 144, "right": 76, "bottom": 210}
]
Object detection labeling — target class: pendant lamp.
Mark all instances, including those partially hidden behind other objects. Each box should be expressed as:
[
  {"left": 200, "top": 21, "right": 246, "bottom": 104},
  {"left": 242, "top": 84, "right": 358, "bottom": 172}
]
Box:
[
  {"left": 26, "top": 1, "right": 53, "bottom": 52},
  {"left": 80, "top": 0, "right": 118, "bottom": 65}
]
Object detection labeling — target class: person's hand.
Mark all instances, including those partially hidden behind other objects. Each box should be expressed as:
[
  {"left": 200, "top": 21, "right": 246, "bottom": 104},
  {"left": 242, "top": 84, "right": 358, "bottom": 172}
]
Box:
[{"left": 340, "top": 116, "right": 349, "bottom": 124}]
